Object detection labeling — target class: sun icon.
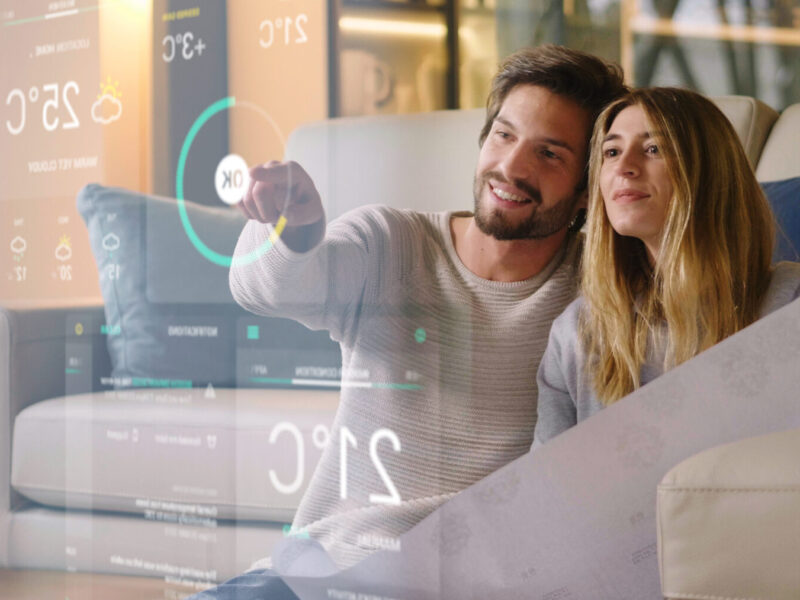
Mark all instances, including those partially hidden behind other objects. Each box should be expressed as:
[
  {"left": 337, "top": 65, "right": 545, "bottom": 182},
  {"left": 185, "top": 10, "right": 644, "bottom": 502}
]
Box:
[
  {"left": 59, "top": 234, "right": 71, "bottom": 248},
  {"left": 98, "top": 76, "right": 122, "bottom": 100}
]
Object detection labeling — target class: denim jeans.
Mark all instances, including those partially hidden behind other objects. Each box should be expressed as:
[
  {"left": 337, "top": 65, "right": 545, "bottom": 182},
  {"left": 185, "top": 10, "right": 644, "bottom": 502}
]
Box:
[{"left": 188, "top": 569, "right": 299, "bottom": 600}]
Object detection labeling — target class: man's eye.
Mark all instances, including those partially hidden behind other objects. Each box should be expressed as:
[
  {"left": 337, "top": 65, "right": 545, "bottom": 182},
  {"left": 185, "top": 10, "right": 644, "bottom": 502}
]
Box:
[
  {"left": 496, "top": 130, "right": 510, "bottom": 139},
  {"left": 541, "top": 149, "right": 559, "bottom": 160}
]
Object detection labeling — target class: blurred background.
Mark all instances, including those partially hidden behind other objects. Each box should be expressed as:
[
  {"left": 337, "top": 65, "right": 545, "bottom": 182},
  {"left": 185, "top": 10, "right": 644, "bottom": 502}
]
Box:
[{"left": 2, "top": 0, "right": 799, "bottom": 301}]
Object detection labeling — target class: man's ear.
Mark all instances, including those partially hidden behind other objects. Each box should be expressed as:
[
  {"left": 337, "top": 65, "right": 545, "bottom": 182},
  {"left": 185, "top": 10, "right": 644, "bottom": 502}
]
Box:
[
  {"left": 569, "top": 191, "right": 589, "bottom": 232},
  {"left": 576, "top": 189, "right": 588, "bottom": 211}
]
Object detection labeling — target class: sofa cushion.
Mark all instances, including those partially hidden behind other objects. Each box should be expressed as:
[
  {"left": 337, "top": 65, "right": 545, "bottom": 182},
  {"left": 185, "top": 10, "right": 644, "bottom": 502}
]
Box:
[
  {"left": 657, "top": 427, "right": 800, "bottom": 600},
  {"left": 77, "top": 184, "right": 340, "bottom": 388},
  {"left": 11, "top": 388, "right": 338, "bottom": 522},
  {"left": 8, "top": 506, "right": 284, "bottom": 583},
  {"left": 761, "top": 177, "right": 800, "bottom": 262}
]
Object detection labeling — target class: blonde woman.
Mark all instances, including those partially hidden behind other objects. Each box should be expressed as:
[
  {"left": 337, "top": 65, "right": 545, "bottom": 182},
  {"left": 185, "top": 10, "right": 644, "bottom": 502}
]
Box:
[{"left": 533, "top": 87, "right": 800, "bottom": 447}]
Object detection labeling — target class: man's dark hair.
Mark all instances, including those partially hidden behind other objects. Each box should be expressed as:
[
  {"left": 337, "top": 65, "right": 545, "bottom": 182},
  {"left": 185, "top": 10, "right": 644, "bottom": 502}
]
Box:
[{"left": 479, "top": 44, "right": 628, "bottom": 147}]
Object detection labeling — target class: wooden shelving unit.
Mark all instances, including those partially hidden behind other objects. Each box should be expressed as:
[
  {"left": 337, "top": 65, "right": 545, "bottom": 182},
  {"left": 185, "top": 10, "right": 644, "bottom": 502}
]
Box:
[{"left": 329, "top": 0, "right": 460, "bottom": 116}]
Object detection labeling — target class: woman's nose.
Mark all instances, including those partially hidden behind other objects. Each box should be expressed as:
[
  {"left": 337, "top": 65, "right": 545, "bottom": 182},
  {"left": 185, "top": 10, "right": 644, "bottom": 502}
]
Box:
[{"left": 616, "top": 149, "right": 640, "bottom": 177}]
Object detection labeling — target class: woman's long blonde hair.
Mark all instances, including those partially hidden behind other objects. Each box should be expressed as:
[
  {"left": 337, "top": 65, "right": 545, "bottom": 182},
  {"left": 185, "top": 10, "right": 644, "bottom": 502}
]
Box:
[{"left": 581, "top": 87, "right": 775, "bottom": 405}]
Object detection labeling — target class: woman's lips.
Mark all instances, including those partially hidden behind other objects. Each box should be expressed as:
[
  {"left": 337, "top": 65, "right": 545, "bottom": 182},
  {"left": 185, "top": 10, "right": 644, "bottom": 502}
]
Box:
[{"left": 612, "top": 188, "right": 649, "bottom": 203}]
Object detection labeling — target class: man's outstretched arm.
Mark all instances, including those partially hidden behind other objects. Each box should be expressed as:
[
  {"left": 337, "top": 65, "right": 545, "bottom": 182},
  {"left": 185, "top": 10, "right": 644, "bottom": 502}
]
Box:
[{"left": 229, "top": 160, "right": 374, "bottom": 344}]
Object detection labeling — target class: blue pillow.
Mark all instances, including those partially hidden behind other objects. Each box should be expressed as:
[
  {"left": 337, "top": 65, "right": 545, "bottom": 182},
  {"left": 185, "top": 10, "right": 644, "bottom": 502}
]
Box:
[
  {"left": 762, "top": 177, "right": 800, "bottom": 263},
  {"left": 77, "top": 184, "right": 339, "bottom": 389}
]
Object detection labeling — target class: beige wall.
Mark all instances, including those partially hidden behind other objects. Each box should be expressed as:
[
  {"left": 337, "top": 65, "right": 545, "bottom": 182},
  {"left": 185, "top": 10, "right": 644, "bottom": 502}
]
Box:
[
  {"left": 227, "top": 0, "right": 328, "bottom": 163},
  {"left": 99, "top": 0, "right": 153, "bottom": 195}
]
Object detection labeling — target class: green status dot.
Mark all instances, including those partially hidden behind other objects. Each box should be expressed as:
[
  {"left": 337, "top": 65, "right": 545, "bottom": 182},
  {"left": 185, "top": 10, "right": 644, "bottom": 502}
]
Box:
[{"left": 414, "top": 328, "right": 426, "bottom": 343}]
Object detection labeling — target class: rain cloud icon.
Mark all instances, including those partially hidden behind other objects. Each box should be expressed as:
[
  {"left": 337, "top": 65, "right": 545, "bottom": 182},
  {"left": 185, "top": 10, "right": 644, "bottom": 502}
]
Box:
[
  {"left": 102, "top": 233, "right": 120, "bottom": 252},
  {"left": 92, "top": 94, "right": 123, "bottom": 125}
]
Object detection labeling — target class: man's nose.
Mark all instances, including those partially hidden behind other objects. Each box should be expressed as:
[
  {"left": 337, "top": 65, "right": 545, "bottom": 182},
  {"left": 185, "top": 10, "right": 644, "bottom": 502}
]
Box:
[{"left": 499, "top": 143, "right": 532, "bottom": 182}]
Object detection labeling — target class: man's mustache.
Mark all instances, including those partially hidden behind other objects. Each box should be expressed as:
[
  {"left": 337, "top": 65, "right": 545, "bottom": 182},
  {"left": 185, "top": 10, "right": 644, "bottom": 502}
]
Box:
[{"left": 479, "top": 171, "right": 542, "bottom": 204}]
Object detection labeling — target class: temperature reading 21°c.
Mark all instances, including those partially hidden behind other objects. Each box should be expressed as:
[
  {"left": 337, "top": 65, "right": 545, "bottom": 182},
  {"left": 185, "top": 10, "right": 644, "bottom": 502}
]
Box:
[{"left": 259, "top": 14, "right": 308, "bottom": 49}]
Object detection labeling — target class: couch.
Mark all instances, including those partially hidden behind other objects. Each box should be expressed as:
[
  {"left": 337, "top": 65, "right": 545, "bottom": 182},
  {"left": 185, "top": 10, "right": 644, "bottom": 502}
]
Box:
[{"left": 1, "top": 97, "right": 799, "bottom": 591}]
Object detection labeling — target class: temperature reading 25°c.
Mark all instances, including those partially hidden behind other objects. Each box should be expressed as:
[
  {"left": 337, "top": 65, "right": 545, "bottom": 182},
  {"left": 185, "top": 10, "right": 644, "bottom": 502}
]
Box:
[
  {"left": 259, "top": 14, "right": 308, "bottom": 49},
  {"left": 6, "top": 82, "right": 80, "bottom": 136}
]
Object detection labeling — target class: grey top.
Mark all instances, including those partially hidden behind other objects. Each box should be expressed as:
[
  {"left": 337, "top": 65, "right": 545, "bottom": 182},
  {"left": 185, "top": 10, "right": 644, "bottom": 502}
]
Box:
[
  {"left": 533, "top": 261, "right": 800, "bottom": 450},
  {"left": 230, "top": 205, "right": 582, "bottom": 568}
]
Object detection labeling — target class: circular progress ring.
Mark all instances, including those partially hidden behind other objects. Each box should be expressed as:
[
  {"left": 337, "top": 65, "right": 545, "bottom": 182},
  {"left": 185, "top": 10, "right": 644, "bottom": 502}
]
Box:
[{"left": 176, "top": 96, "right": 288, "bottom": 267}]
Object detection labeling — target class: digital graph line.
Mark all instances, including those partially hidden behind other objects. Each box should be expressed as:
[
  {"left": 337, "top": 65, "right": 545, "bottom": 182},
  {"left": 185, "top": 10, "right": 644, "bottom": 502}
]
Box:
[{"left": 250, "top": 377, "right": 421, "bottom": 391}]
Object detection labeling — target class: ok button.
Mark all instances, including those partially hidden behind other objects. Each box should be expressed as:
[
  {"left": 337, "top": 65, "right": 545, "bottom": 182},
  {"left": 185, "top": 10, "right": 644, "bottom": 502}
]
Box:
[{"left": 214, "top": 153, "right": 250, "bottom": 205}]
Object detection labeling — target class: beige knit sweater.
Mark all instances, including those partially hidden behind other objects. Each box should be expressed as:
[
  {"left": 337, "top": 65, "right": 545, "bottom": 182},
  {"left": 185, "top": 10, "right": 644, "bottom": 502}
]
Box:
[{"left": 230, "top": 205, "right": 581, "bottom": 568}]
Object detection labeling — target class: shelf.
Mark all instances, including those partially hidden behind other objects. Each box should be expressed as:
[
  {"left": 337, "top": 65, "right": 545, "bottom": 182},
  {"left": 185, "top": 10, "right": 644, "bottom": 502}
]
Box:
[
  {"left": 630, "top": 15, "right": 800, "bottom": 47},
  {"left": 342, "top": 0, "right": 446, "bottom": 14},
  {"left": 460, "top": 5, "right": 496, "bottom": 18}
]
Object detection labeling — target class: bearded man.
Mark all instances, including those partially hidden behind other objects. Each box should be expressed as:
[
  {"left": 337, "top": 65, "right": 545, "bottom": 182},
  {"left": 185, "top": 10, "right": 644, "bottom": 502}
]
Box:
[{"left": 228, "top": 45, "right": 626, "bottom": 576}]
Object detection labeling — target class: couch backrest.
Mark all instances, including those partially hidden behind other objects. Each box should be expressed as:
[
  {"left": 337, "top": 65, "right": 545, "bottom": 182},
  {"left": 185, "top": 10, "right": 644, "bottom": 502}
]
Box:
[
  {"left": 712, "top": 96, "right": 778, "bottom": 167},
  {"left": 756, "top": 103, "right": 800, "bottom": 181},
  {"left": 285, "top": 108, "right": 484, "bottom": 220},
  {"left": 285, "top": 97, "right": 799, "bottom": 221}
]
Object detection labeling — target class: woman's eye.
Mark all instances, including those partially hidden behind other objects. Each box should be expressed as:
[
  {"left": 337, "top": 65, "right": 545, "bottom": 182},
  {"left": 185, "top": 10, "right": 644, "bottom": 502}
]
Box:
[
  {"left": 603, "top": 147, "right": 618, "bottom": 158},
  {"left": 646, "top": 144, "right": 660, "bottom": 155},
  {"left": 495, "top": 130, "right": 510, "bottom": 139}
]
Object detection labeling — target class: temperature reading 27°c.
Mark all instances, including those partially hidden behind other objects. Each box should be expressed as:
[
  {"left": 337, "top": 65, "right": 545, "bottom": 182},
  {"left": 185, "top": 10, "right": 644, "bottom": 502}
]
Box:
[{"left": 259, "top": 14, "right": 308, "bottom": 49}]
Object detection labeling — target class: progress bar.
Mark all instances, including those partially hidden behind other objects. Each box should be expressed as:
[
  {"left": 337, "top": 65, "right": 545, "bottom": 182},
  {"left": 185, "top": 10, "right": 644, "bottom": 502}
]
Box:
[
  {"left": 250, "top": 377, "right": 421, "bottom": 391},
  {"left": 2, "top": 1, "right": 122, "bottom": 27},
  {"left": 46, "top": 8, "right": 79, "bottom": 19}
]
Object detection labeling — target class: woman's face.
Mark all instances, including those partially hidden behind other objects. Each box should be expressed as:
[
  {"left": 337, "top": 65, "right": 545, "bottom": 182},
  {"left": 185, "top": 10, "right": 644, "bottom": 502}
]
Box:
[{"left": 599, "top": 105, "right": 673, "bottom": 263}]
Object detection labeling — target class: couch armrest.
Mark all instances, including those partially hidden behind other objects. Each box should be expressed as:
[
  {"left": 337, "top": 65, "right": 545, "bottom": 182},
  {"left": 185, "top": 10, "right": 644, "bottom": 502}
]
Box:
[
  {"left": 658, "top": 427, "right": 800, "bottom": 599},
  {"left": 0, "top": 303, "right": 108, "bottom": 564}
]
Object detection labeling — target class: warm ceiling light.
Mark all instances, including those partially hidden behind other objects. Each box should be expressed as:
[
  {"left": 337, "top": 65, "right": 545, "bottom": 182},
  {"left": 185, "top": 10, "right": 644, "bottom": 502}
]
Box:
[
  {"left": 339, "top": 16, "right": 447, "bottom": 38},
  {"left": 114, "top": 0, "right": 150, "bottom": 9}
]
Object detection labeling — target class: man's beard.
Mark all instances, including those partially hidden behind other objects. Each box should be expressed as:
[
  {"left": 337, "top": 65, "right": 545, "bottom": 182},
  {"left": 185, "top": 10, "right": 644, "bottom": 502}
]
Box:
[{"left": 472, "top": 171, "right": 581, "bottom": 241}]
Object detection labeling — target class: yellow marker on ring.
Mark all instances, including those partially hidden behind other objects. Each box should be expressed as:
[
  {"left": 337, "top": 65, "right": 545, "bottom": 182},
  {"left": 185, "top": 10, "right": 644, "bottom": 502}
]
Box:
[{"left": 270, "top": 215, "right": 288, "bottom": 244}]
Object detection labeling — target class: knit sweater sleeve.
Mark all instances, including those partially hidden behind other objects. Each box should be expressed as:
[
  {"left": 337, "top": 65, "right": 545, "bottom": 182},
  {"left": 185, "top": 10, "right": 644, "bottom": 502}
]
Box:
[
  {"left": 229, "top": 205, "right": 398, "bottom": 344},
  {"left": 760, "top": 261, "right": 800, "bottom": 316},
  {"left": 531, "top": 297, "right": 583, "bottom": 450}
]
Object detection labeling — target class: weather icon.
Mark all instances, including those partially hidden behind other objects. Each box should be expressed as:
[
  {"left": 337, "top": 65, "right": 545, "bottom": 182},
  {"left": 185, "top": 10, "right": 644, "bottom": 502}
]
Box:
[
  {"left": 92, "top": 77, "right": 123, "bottom": 125},
  {"left": 102, "top": 232, "right": 120, "bottom": 252},
  {"left": 10, "top": 236, "right": 26, "bottom": 255},
  {"left": 55, "top": 234, "right": 72, "bottom": 262}
]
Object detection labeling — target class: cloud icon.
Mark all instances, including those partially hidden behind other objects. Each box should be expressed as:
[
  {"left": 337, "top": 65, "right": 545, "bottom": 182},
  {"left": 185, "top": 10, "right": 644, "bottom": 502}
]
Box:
[
  {"left": 10, "top": 236, "right": 26, "bottom": 254},
  {"left": 55, "top": 243, "right": 72, "bottom": 262},
  {"left": 92, "top": 94, "right": 122, "bottom": 125}
]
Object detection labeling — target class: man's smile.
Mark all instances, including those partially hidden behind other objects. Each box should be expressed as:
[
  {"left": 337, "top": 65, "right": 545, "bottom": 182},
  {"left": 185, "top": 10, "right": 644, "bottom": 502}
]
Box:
[{"left": 491, "top": 185, "right": 531, "bottom": 204}]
